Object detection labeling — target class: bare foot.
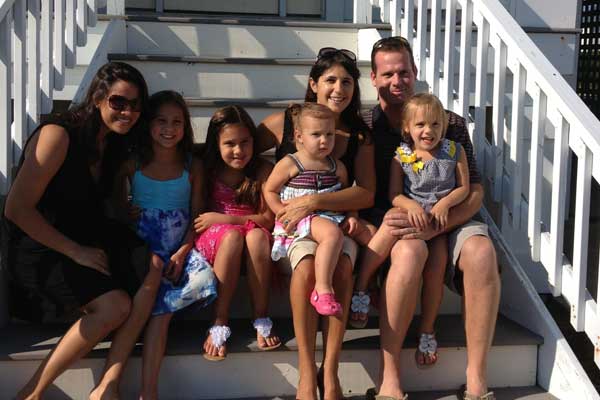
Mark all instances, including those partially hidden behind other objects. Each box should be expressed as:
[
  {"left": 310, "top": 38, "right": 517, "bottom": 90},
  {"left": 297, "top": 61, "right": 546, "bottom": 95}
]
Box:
[
  {"left": 257, "top": 330, "right": 281, "bottom": 350},
  {"left": 296, "top": 373, "right": 318, "bottom": 400},
  {"left": 16, "top": 386, "right": 41, "bottom": 400},
  {"left": 89, "top": 382, "right": 120, "bottom": 400},
  {"left": 317, "top": 368, "right": 344, "bottom": 400}
]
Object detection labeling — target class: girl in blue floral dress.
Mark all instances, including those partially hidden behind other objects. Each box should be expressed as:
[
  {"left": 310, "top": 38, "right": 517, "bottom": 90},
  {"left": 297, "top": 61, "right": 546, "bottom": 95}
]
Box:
[
  {"left": 351, "top": 93, "right": 470, "bottom": 368},
  {"left": 114, "top": 90, "right": 216, "bottom": 399}
]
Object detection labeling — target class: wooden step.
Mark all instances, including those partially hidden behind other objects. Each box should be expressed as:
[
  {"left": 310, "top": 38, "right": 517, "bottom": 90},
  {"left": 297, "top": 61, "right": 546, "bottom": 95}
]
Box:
[
  {"left": 247, "top": 386, "right": 559, "bottom": 399},
  {"left": 0, "top": 315, "right": 542, "bottom": 399}
]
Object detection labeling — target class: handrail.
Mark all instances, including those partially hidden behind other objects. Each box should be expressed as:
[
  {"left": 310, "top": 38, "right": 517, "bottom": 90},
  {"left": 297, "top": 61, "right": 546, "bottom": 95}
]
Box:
[
  {"left": 356, "top": 0, "right": 600, "bottom": 368},
  {"left": 0, "top": 0, "right": 102, "bottom": 194}
]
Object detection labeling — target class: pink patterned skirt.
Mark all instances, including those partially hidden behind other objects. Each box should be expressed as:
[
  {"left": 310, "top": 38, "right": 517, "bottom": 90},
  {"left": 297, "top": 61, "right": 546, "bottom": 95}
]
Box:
[{"left": 194, "top": 220, "right": 271, "bottom": 264}]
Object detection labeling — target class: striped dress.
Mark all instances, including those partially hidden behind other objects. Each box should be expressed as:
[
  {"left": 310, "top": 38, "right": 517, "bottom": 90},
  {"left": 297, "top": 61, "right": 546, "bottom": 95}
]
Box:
[{"left": 271, "top": 154, "right": 345, "bottom": 261}]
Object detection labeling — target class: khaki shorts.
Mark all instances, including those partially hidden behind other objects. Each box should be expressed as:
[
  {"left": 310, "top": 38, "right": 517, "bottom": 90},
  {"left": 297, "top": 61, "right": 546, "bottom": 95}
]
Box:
[
  {"left": 444, "top": 219, "right": 490, "bottom": 294},
  {"left": 276, "top": 236, "right": 359, "bottom": 276}
]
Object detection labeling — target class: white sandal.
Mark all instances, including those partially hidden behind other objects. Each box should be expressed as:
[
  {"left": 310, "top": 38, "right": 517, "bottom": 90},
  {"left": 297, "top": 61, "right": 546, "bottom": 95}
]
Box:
[
  {"left": 253, "top": 317, "right": 281, "bottom": 350},
  {"left": 415, "top": 332, "right": 438, "bottom": 369},
  {"left": 203, "top": 325, "right": 231, "bottom": 361}
]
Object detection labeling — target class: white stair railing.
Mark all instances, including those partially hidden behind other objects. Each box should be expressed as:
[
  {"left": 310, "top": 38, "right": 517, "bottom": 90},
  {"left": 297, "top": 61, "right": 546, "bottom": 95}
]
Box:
[
  {"left": 0, "top": 0, "right": 99, "bottom": 194},
  {"left": 357, "top": 0, "right": 600, "bottom": 368}
]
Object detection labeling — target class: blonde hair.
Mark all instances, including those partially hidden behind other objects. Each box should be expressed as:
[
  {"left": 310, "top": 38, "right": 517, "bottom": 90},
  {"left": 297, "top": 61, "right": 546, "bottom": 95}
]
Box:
[
  {"left": 401, "top": 93, "right": 448, "bottom": 143},
  {"left": 288, "top": 102, "right": 335, "bottom": 133}
]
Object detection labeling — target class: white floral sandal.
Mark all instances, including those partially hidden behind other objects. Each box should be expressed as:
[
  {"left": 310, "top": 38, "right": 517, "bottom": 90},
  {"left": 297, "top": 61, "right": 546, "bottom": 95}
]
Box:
[
  {"left": 203, "top": 325, "right": 231, "bottom": 361},
  {"left": 253, "top": 317, "right": 281, "bottom": 351},
  {"left": 415, "top": 332, "right": 438, "bottom": 369},
  {"left": 349, "top": 291, "right": 370, "bottom": 329}
]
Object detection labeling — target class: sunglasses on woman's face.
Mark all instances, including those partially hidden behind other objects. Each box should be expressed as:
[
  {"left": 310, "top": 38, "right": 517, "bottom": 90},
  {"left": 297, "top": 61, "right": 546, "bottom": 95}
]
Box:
[
  {"left": 317, "top": 47, "right": 357, "bottom": 62},
  {"left": 107, "top": 95, "right": 142, "bottom": 112}
]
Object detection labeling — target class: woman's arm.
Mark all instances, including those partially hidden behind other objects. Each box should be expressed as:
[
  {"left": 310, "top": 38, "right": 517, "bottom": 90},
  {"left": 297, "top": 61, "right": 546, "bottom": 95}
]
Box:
[
  {"left": 255, "top": 111, "right": 285, "bottom": 155},
  {"left": 112, "top": 159, "right": 138, "bottom": 224},
  {"left": 5, "top": 125, "right": 110, "bottom": 274}
]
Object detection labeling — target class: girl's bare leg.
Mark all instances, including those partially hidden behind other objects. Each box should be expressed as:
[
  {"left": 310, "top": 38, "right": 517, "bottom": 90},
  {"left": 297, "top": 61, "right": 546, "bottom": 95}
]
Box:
[
  {"left": 416, "top": 235, "right": 447, "bottom": 366},
  {"left": 245, "top": 228, "right": 280, "bottom": 348},
  {"left": 16, "top": 290, "right": 131, "bottom": 400},
  {"left": 140, "top": 313, "right": 173, "bottom": 400},
  {"left": 90, "top": 254, "right": 164, "bottom": 400},
  {"left": 320, "top": 254, "right": 353, "bottom": 400},
  {"left": 350, "top": 224, "right": 397, "bottom": 325},
  {"left": 203, "top": 230, "right": 244, "bottom": 359},
  {"left": 290, "top": 257, "right": 319, "bottom": 400},
  {"left": 310, "top": 217, "right": 343, "bottom": 295}
]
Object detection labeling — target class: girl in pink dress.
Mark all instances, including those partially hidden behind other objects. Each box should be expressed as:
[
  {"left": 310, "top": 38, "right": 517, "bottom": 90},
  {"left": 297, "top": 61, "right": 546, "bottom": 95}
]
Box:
[{"left": 194, "top": 105, "right": 281, "bottom": 361}]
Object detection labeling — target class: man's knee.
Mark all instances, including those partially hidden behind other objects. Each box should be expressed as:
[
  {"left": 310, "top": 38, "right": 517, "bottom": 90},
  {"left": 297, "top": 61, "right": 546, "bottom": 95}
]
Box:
[
  {"left": 387, "top": 241, "right": 427, "bottom": 287},
  {"left": 391, "top": 240, "right": 428, "bottom": 263},
  {"left": 459, "top": 236, "right": 499, "bottom": 283}
]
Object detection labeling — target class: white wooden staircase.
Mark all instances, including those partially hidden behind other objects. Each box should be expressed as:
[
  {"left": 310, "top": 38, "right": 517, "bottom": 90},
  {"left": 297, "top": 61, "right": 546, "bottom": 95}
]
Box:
[{"left": 0, "top": 0, "right": 599, "bottom": 399}]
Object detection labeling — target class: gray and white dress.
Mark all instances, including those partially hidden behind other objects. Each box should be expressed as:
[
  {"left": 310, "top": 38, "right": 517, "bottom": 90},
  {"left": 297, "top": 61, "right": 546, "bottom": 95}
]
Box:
[{"left": 395, "top": 138, "right": 462, "bottom": 212}]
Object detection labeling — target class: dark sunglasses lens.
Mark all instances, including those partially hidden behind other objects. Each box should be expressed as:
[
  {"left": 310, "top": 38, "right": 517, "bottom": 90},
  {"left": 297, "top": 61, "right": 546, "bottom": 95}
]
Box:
[
  {"left": 109, "top": 95, "right": 140, "bottom": 112},
  {"left": 341, "top": 49, "right": 357, "bottom": 61}
]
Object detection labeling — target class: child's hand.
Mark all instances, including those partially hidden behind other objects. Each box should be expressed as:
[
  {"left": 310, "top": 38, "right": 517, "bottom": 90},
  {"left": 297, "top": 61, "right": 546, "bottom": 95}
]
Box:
[
  {"left": 341, "top": 216, "right": 360, "bottom": 236},
  {"left": 430, "top": 201, "right": 449, "bottom": 231},
  {"left": 406, "top": 202, "right": 430, "bottom": 231},
  {"left": 164, "top": 245, "right": 190, "bottom": 283},
  {"left": 194, "top": 212, "right": 226, "bottom": 234}
]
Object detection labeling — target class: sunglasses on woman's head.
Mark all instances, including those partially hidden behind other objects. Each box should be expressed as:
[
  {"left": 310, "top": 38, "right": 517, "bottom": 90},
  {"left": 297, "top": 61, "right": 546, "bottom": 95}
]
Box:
[
  {"left": 107, "top": 95, "right": 142, "bottom": 112},
  {"left": 317, "top": 47, "right": 357, "bottom": 62}
]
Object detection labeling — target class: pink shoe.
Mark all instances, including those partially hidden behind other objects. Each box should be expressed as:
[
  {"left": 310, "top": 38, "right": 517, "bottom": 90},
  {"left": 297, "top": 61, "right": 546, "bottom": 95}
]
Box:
[{"left": 310, "top": 289, "right": 342, "bottom": 316}]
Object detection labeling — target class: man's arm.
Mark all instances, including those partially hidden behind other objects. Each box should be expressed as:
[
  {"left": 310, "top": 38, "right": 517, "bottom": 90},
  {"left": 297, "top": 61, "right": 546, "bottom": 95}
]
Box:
[{"left": 384, "top": 183, "right": 483, "bottom": 240}]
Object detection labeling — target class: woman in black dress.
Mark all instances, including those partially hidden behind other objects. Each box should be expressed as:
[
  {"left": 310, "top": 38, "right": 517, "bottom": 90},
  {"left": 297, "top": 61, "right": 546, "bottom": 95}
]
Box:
[{"left": 3, "top": 62, "right": 159, "bottom": 400}]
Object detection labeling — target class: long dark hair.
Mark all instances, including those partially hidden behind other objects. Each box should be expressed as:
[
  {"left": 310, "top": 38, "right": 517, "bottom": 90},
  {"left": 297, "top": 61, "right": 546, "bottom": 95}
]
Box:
[
  {"left": 304, "top": 53, "right": 371, "bottom": 143},
  {"left": 45, "top": 61, "right": 149, "bottom": 194},
  {"left": 137, "top": 90, "right": 194, "bottom": 167},
  {"left": 203, "top": 106, "right": 263, "bottom": 210}
]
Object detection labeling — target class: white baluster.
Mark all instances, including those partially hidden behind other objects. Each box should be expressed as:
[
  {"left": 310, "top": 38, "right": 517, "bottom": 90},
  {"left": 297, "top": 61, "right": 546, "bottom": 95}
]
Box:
[
  {"left": 53, "top": 0, "right": 65, "bottom": 90},
  {"left": 353, "top": 0, "right": 372, "bottom": 24},
  {"left": 548, "top": 111, "right": 569, "bottom": 296},
  {"left": 414, "top": 0, "right": 426, "bottom": 80},
  {"left": 401, "top": 0, "right": 413, "bottom": 43},
  {"left": 491, "top": 34, "right": 506, "bottom": 202},
  {"left": 0, "top": 10, "right": 13, "bottom": 194},
  {"left": 87, "top": 0, "right": 96, "bottom": 27},
  {"left": 473, "top": 10, "right": 489, "bottom": 171},
  {"left": 570, "top": 142, "right": 591, "bottom": 332},
  {"left": 389, "top": 0, "right": 400, "bottom": 35},
  {"left": 40, "top": 0, "right": 53, "bottom": 114},
  {"left": 27, "top": 0, "right": 40, "bottom": 134},
  {"left": 509, "top": 60, "right": 526, "bottom": 228},
  {"left": 427, "top": 0, "right": 442, "bottom": 96},
  {"left": 65, "top": 0, "right": 76, "bottom": 68},
  {"left": 457, "top": 0, "right": 472, "bottom": 118},
  {"left": 77, "top": 0, "right": 87, "bottom": 46},
  {"left": 13, "top": 0, "right": 27, "bottom": 161},
  {"left": 527, "top": 84, "right": 546, "bottom": 262},
  {"left": 441, "top": 0, "right": 456, "bottom": 109},
  {"left": 381, "top": 0, "right": 390, "bottom": 23}
]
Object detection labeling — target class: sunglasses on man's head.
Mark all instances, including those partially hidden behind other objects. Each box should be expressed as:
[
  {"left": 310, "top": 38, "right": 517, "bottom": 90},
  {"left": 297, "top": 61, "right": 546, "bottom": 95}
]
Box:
[
  {"left": 317, "top": 47, "right": 357, "bottom": 62},
  {"left": 373, "top": 36, "right": 411, "bottom": 50},
  {"left": 107, "top": 95, "right": 142, "bottom": 112}
]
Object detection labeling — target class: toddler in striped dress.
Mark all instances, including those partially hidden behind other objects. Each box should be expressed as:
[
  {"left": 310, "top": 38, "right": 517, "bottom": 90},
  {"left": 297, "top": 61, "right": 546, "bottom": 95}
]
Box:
[{"left": 264, "top": 103, "right": 352, "bottom": 316}]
